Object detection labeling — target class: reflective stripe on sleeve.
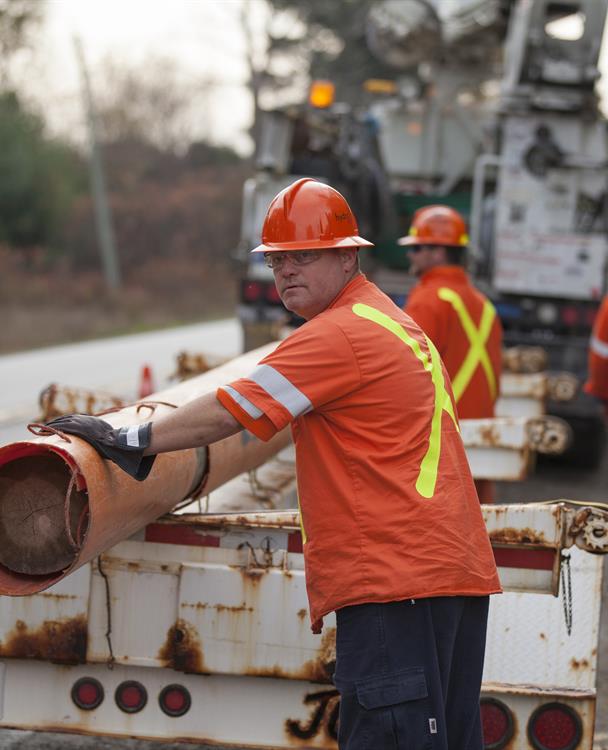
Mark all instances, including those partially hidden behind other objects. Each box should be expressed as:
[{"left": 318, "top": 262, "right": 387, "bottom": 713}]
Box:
[
  {"left": 591, "top": 336, "right": 608, "bottom": 359},
  {"left": 219, "top": 385, "right": 263, "bottom": 419},
  {"left": 249, "top": 364, "right": 312, "bottom": 417}
]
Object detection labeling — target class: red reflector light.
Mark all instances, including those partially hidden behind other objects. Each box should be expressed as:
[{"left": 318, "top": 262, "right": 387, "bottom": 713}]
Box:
[
  {"left": 115, "top": 680, "right": 148, "bottom": 713},
  {"left": 71, "top": 677, "right": 104, "bottom": 710},
  {"left": 159, "top": 684, "right": 191, "bottom": 717},
  {"left": 481, "top": 698, "right": 514, "bottom": 749},
  {"left": 528, "top": 702, "right": 582, "bottom": 750},
  {"left": 266, "top": 283, "right": 282, "bottom": 303},
  {"left": 561, "top": 306, "right": 579, "bottom": 326},
  {"left": 243, "top": 281, "right": 263, "bottom": 302}
]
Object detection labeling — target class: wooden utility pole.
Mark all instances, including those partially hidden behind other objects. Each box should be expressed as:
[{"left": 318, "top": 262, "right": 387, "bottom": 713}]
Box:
[{"left": 74, "top": 37, "right": 121, "bottom": 291}]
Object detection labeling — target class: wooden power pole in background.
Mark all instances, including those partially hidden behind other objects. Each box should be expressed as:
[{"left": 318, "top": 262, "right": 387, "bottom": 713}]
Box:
[{"left": 74, "top": 36, "right": 121, "bottom": 292}]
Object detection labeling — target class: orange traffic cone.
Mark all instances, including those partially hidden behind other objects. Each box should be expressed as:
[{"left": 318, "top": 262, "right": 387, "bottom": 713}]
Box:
[{"left": 138, "top": 364, "right": 155, "bottom": 399}]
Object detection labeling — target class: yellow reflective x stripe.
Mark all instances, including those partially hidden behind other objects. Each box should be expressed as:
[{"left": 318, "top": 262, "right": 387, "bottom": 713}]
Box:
[
  {"left": 437, "top": 287, "right": 497, "bottom": 402},
  {"left": 419, "top": 335, "right": 459, "bottom": 498},
  {"left": 352, "top": 303, "right": 458, "bottom": 499},
  {"left": 297, "top": 492, "right": 307, "bottom": 544}
]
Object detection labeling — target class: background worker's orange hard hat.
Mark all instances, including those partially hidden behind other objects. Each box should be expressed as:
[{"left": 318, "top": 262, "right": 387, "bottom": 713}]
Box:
[
  {"left": 398, "top": 205, "right": 469, "bottom": 248},
  {"left": 252, "top": 178, "right": 374, "bottom": 253}
]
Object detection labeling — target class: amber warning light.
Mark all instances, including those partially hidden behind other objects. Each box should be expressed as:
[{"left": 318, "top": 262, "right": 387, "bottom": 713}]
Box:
[
  {"left": 363, "top": 78, "right": 398, "bottom": 94},
  {"left": 309, "top": 80, "right": 335, "bottom": 109}
]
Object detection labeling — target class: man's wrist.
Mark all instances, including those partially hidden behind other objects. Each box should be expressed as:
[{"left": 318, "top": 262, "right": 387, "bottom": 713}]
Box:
[{"left": 115, "top": 423, "right": 152, "bottom": 451}]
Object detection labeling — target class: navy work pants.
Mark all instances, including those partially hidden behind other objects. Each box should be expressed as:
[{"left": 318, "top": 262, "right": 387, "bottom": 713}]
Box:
[{"left": 333, "top": 596, "right": 489, "bottom": 750}]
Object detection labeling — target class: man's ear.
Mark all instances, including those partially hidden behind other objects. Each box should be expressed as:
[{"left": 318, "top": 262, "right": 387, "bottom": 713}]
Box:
[{"left": 340, "top": 249, "right": 358, "bottom": 272}]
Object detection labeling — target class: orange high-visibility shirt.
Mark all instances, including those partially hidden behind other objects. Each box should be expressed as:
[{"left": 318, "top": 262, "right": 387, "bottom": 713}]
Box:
[
  {"left": 585, "top": 296, "right": 608, "bottom": 401},
  {"left": 405, "top": 266, "right": 503, "bottom": 419},
  {"left": 217, "top": 274, "right": 501, "bottom": 632}
]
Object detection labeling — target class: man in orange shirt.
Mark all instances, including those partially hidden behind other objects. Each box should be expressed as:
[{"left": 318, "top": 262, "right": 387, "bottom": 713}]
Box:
[
  {"left": 49, "top": 180, "right": 500, "bottom": 750},
  {"left": 399, "top": 205, "right": 503, "bottom": 503},
  {"left": 584, "top": 295, "right": 608, "bottom": 417}
]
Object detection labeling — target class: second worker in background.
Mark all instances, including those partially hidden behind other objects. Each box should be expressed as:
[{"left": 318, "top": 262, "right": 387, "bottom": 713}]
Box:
[{"left": 400, "top": 205, "right": 503, "bottom": 503}]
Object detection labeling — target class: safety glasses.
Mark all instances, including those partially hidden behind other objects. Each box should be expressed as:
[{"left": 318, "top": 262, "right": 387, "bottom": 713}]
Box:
[{"left": 264, "top": 250, "right": 324, "bottom": 270}]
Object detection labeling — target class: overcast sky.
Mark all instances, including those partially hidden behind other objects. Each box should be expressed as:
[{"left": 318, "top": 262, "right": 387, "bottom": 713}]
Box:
[
  {"left": 11, "top": 0, "right": 608, "bottom": 156},
  {"left": 15, "top": 0, "right": 259, "bottom": 154}
]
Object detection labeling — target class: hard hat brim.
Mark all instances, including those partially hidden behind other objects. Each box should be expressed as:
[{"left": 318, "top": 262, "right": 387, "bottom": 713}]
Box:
[
  {"left": 397, "top": 236, "right": 466, "bottom": 248},
  {"left": 252, "top": 235, "right": 374, "bottom": 253},
  {"left": 397, "top": 235, "right": 420, "bottom": 247}
]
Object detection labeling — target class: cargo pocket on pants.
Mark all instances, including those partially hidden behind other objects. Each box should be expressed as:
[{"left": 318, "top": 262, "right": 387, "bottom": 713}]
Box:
[{"left": 349, "top": 668, "right": 433, "bottom": 750}]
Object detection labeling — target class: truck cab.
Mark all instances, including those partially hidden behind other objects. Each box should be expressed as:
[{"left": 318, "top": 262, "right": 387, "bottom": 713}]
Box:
[{"left": 236, "top": 0, "right": 608, "bottom": 464}]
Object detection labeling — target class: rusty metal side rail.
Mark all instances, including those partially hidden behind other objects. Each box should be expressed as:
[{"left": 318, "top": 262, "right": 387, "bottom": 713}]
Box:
[
  {"left": 460, "top": 416, "right": 571, "bottom": 481},
  {"left": 496, "top": 372, "right": 578, "bottom": 418},
  {"left": 482, "top": 503, "right": 569, "bottom": 549},
  {"left": 162, "top": 503, "right": 608, "bottom": 598},
  {"left": 168, "top": 503, "right": 606, "bottom": 547},
  {"left": 162, "top": 509, "right": 301, "bottom": 530}
]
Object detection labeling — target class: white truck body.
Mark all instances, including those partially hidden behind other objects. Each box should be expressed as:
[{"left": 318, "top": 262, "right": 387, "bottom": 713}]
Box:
[{"left": 492, "top": 114, "right": 608, "bottom": 301}]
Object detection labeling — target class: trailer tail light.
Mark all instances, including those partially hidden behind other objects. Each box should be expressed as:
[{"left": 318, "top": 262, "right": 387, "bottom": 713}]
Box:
[
  {"left": 528, "top": 703, "right": 582, "bottom": 750},
  {"left": 115, "top": 680, "right": 148, "bottom": 713},
  {"left": 560, "top": 305, "right": 579, "bottom": 327},
  {"left": 481, "top": 698, "right": 514, "bottom": 749},
  {"left": 265, "top": 283, "right": 282, "bottom": 304},
  {"left": 71, "top": 677, "right": 104, "bottom": 710},
  {"left": 243, "top": 281, "right": 263, "bottom": 303},
  {"left": 159, "top": 684, "right": 191, "bottom": 717}
]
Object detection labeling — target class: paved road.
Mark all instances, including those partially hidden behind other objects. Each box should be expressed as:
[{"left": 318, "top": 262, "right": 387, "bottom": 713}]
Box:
[{"left": 0, "top": 319, "right": 241, "bottom": 446}]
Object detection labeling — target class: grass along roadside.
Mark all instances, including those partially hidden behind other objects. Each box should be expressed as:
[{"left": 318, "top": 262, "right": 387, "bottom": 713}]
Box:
[{"left": 0, "top": 257, "right": 236, "bottom": 355}]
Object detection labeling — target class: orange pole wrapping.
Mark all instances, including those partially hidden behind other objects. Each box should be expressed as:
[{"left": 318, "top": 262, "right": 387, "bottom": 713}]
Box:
[{"left": 0, "top": 343, "right": 288, "bottom": 596}]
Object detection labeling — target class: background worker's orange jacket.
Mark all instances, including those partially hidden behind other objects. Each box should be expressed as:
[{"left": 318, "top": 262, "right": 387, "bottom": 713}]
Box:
[
  {"left": 404, "top": 266, "right": 503, "bottom": 420},
  {"left": 585, "top": 295, "right": 608, "bottom": 403}
]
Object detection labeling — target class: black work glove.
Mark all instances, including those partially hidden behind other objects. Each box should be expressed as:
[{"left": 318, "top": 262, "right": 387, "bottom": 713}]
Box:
[{"left": 44, "top": 414, "right": 156, "bottom": 481}]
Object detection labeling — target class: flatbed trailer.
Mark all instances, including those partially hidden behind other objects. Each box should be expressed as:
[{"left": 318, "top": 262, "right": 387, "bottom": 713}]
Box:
[{"left": 0, "top": 496, "right": 605, "bottom": 749}]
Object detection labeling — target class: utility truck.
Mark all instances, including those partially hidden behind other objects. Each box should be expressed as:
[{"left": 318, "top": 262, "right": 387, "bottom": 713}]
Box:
[{"left": 236, "top": 0, "right": 608, "bottom": 466}]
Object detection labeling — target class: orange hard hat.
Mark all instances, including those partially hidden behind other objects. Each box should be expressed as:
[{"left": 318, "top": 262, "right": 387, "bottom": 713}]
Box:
[
  {"left": 398, "top": 205, "right": 469, "bottom": 248},
  {"left": 252, "top": 178, "right": 374, "bottom": 253}
]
